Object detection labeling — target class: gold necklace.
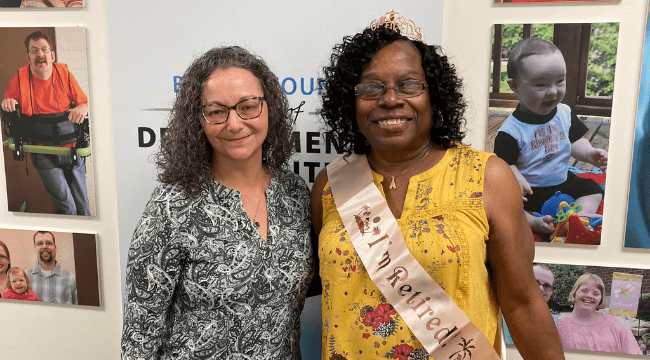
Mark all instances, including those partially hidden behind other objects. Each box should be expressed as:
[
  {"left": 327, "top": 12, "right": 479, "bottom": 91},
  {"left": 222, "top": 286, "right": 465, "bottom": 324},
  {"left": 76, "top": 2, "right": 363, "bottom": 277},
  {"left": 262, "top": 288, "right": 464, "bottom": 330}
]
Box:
[{"left": 368, "top": 146, "right": 432, "bottom": 190}]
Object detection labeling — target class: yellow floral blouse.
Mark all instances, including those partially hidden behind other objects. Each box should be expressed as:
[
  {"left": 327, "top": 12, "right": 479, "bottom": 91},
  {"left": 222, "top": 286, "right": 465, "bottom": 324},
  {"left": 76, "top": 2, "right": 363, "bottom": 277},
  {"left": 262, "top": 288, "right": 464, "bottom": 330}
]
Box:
[{"left": 319, "top": 146, "right": 500, "bottom": 360}]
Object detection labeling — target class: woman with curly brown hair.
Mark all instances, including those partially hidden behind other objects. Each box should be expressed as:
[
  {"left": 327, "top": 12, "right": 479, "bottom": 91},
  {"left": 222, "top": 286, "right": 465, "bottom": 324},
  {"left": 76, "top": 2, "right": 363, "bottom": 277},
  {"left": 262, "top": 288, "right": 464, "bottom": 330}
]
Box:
[
  {"left": 121, "top": 46, "right": 314, "bottom": 360},
  {"left": 311, "top": 12, "right": 564, "bottom": 360}
]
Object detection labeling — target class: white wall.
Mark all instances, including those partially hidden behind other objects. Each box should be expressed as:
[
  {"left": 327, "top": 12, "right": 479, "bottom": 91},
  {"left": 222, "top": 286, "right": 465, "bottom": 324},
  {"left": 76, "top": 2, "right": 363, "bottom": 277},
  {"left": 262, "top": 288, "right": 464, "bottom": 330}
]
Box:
[
  {"left": 0, "top": 2, "right": 122, "bottom": 360},
  {"left": 442, "top": 0, "right": 650, "bottom": 359}
]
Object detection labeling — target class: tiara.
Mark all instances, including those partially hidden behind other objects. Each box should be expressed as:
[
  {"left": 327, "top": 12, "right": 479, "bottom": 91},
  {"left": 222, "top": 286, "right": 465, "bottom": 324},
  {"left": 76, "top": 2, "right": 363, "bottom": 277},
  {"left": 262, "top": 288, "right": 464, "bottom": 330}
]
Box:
[{"left": 368, "top": 10, "right": 425, "bottom": 44}]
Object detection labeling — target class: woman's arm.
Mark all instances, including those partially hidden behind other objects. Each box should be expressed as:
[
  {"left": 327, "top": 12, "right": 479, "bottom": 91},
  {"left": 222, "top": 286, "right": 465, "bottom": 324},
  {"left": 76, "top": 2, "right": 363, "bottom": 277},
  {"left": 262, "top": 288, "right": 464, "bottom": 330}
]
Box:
[
  {"left": 121, "top": 186, "right": 184, "bottom": 359},
  {"left": 310, "top": 168, "right": 330, "bottom": 239},
  {"left": 483, "top": 156, "right": 565, "bottom": 360},
  {"left": 306, "top": 168, "right": 329, "bottom": 297}
]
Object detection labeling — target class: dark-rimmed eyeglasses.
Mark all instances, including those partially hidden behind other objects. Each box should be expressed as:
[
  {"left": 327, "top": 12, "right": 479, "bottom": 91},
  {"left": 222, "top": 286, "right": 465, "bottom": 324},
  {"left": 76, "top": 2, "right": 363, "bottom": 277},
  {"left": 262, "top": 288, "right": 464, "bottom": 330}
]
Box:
[
  {"left": 201, "top": 96, "right": 265, "bottom": 125},
  {"left": 537, "top": 280, "right": 554, "bottom": 292},
  {"left": 0, "top": 254, "right": 8, "bottom": 261},
  {"left": 354, "top": 80, "right": 427, "bottom": 100}
]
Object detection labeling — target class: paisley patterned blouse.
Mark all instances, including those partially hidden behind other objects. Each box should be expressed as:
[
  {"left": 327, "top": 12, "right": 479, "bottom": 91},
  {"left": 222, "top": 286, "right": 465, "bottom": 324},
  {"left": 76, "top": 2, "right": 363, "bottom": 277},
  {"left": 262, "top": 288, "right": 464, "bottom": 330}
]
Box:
[
  {"left": 319, "top": 146, "right": 500, "bottom": 360},
  {"left": 121, "top": 168, "right": 314, "bottom": 360}
]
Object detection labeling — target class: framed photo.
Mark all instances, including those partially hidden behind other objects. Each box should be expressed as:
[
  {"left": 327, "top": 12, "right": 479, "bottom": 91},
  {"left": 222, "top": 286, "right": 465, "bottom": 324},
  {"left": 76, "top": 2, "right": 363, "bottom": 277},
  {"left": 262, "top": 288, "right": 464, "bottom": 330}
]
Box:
[
  {"left": 504, "top": 262, "right": 649, "bottom": 356},
  {"left": 0, "top": 0, "right": 84, "bottom": 8},
  {"left": 0, "top": 27, "right": 95, "bottom": 216},
  {"left": 486, "top": 22, "right": 618, "bottom": 245},
  {"left": 625, "top": 8, "right": 650, "bottom": 249},
  {"left": 0, "top": 228, "right": 100, "bottom": 307},
  {"left": 495, "top": 0, "right": 617, "bottom": 3}
]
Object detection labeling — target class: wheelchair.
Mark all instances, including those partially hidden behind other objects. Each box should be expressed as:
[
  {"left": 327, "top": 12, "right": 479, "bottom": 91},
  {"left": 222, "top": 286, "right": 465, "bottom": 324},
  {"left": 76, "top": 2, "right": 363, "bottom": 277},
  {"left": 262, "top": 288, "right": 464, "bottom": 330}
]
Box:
[{"left": 1, "top": 104, "right": 90, "bottom": 166}]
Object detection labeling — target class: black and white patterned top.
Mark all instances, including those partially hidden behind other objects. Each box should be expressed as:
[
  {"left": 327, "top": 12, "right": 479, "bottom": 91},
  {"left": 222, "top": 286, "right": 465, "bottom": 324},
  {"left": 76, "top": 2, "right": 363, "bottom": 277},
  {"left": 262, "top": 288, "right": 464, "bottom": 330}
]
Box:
[{"left": 121, "top": 168, "right": 314, "bottom": 360}]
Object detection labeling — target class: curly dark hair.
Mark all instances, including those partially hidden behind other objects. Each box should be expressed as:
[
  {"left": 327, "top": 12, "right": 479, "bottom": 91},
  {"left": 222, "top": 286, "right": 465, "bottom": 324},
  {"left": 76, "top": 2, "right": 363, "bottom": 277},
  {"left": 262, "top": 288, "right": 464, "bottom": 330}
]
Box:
[
  {"left": 319, "top": 27, "right": 466, "bottom": 154},
  {"left": 156, "top": 46, "right": 293, "bottom": 196}
]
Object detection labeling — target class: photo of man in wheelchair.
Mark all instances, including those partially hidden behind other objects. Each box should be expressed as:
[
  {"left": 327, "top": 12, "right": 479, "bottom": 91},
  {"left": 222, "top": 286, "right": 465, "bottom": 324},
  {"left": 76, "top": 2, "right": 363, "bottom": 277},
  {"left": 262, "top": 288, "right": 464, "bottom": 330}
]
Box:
[{"left": 1, "top": 30, "right": 91, "bottom": 216}]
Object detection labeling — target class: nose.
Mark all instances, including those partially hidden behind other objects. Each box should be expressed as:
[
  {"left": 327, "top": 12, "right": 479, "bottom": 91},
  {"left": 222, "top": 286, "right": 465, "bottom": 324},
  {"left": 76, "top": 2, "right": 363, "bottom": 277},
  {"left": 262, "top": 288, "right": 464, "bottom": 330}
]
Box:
[
  {"left": 377, "top": 87, "right": 403, "bottom": 108},
  {"left": 224, "top": 108, "right": 245, "bottom": 130}
]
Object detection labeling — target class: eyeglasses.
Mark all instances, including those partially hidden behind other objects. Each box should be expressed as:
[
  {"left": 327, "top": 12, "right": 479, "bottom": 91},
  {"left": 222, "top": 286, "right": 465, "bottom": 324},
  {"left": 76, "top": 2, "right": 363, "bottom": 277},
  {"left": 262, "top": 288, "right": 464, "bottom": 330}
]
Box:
[
  {"left": 0, "top": 254, "right": 8, "bottom": 261},
  {"left": 355, "top": 80, "right": 427, "bottom": 100},
  {"left": 201, "top": 97, "right": 265, "bottom": 125},
  {"left": 28, "top": 47, "right": 52, "bottom": 55},
  {"left": 35, "top": 240, "right": 55, "bottom": 247},
  {"left": 537, "top": 280, "right": 554, "bottom": 292}
]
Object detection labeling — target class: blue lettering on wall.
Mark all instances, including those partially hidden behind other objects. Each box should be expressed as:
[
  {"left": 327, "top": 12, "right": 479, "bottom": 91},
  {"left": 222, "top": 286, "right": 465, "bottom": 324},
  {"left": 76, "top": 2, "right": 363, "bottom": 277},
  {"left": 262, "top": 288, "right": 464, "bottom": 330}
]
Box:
[
  {"left": 282, "top": 78, "right": 297, "bottom": 95},
  {"left": 174, "top": 76, "right": 183, "bottom": 93},
  {"left": 301, "top": 78, "right": 314, "bottom": 95}
]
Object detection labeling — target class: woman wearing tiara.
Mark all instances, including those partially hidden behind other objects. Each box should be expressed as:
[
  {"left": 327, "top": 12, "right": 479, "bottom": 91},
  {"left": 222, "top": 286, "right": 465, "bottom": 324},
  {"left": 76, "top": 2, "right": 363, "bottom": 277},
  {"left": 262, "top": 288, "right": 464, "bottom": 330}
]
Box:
[
  {"left": 121, "top": 46, "right": 314, "bottom": 360},
  {"left": 311, "top": 11, "right": 564, "bottom": 360}
]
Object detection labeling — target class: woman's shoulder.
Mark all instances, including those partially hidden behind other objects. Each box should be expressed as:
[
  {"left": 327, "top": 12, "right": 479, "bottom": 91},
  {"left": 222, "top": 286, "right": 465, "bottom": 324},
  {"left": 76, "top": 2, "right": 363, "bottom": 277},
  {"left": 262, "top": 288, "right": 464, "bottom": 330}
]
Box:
[{"left": 449, "top": 144, "right": 494, "bottom": 160}]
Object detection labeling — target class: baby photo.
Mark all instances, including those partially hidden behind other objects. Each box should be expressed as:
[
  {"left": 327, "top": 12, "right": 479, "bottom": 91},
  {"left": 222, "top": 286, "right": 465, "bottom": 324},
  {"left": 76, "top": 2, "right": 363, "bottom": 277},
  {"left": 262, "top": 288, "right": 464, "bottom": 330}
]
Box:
[
  {"left": 0, "top": 27, "right": 95, "bottom": 216},
  {"left": 504, "top": 263, "right": 649, "bottom": 356},
  {"left": 487, "top": 22, "right": 617, "bottom": 244},
  {"left": 0, "top": 228, "right": 99, "bottom": 306}
]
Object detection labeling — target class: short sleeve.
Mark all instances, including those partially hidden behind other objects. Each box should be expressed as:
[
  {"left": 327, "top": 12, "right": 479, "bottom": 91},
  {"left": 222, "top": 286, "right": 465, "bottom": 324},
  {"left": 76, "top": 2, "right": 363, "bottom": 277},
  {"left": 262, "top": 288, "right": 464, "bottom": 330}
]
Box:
[
  {"left": 568, "top": 108, "right": 588, "bottom": 143},
  {"left": 494, "top": 131, "right": 520, "bottom": 165}
]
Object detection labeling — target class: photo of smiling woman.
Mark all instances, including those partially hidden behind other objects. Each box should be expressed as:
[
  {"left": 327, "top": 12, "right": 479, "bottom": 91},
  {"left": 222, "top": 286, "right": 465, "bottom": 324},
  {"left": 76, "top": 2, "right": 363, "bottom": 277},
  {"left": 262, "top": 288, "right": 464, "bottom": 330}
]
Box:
[
  {"left": 121, "top": 46, "right": 313, "bottom": 359},
  {"left": 557, "top": 274, "right": 642, "bottom": 354}
]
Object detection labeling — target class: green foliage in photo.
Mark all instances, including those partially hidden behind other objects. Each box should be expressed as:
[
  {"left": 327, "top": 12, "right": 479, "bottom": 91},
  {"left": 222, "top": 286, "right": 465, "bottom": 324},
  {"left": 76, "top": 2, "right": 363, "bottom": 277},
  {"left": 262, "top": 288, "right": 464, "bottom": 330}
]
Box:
[{"left": 490, "top": 23, "right": 618, "bottom": 98}]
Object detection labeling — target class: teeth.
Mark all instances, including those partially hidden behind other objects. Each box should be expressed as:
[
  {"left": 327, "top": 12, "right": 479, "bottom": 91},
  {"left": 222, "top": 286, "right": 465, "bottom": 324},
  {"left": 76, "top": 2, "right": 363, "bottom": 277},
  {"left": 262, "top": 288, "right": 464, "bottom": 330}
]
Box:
[{"left": 377, "top": 118, "right": 407, "bottom": 125}]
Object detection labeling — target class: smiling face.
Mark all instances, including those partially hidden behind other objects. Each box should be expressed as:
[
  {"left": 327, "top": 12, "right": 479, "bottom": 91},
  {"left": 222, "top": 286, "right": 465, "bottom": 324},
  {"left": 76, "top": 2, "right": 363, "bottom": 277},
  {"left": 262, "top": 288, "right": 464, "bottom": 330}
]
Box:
[
  {"left": 508, "top": 51, "right": 566, "bottom": 116},
  {"left": 34, "top": 232, "right": 57, "bottom": 265},
  {"left": 9, "top": 270, "right": 28, "bottom": 295},
  {"left": 355, "top": 40, "right": 433, "bottom": 154},
  {"left": 573, "top": 279, "right": 603, "bottom": 313},
  {"left": 26, "top": 38, "right": 56, "bottom": 80},
  {"left": 201, "top": 67, "right": 268, "bottom": 167}
]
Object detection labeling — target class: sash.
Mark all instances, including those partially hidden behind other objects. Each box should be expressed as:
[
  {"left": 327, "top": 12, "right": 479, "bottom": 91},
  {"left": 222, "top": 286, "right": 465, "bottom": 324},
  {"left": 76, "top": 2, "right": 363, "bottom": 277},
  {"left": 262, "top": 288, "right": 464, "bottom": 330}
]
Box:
[{"left": 327, "top": 153, "right": 501, "bottom": 359}]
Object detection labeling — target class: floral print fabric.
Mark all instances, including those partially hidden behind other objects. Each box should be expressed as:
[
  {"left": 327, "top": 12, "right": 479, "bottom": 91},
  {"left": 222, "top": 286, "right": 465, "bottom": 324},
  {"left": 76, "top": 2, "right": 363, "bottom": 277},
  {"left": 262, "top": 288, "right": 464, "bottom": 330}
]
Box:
[
  {"left": 319, "top": 146, "right": 500, "bottom": 359},
  {"left": 121, "top": 168, "right": 314, "bottom": 360}
]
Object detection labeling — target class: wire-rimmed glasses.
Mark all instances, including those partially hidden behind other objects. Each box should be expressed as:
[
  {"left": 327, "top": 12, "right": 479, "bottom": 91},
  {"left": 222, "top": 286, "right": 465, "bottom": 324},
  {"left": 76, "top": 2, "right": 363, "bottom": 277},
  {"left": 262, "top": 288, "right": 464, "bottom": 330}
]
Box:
[{"left": 354, "top": 80, "right": 427, "bottom": 100}]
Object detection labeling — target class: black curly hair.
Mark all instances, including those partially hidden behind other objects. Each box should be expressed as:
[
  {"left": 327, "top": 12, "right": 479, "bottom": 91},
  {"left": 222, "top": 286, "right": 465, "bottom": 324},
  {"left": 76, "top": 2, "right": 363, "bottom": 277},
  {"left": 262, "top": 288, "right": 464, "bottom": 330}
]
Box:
[
  {"left": 319, "top": 26, "right": 467, "bottom": 154},
  {"left": 156, "top": 46, "right": 293, "bottom": 196}
]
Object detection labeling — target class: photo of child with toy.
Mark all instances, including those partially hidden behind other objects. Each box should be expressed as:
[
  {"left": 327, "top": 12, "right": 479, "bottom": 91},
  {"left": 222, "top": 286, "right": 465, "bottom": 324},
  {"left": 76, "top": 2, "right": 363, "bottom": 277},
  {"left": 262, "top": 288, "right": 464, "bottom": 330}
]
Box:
[
  {"left": 487, "top": 22, "right": 616, "bottom": 244},
  {"left": 504, "top": 263, "right": 650, "bottom": 356}
]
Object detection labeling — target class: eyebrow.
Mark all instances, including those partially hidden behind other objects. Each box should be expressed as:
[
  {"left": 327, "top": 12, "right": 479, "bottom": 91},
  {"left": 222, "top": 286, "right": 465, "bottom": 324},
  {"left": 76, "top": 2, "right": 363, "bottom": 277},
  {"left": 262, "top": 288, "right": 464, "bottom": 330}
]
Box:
[
  {"left": 360, "top": 69, "right": 424, "bottom": 81},
  {"left": 202, "top": 95, "right": 262, "bottom": 107}
]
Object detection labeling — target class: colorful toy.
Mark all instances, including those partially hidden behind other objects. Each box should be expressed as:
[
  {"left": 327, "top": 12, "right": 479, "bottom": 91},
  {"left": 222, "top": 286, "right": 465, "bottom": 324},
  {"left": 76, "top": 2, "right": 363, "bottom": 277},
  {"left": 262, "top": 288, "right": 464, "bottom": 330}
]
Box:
[{"left": 532, "top": 191, "right": 602, "bottom": 245}]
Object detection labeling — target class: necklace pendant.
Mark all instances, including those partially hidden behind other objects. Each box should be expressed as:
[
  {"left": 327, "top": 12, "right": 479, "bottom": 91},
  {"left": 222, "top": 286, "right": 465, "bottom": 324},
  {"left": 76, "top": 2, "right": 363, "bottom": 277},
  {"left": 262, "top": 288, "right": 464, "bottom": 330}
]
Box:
[
  {"left": 254, "top": 220, "right": 260, "bottom": 228},
  {"left": 389, "top": 176, "right": 397, "bottom": 189}
]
